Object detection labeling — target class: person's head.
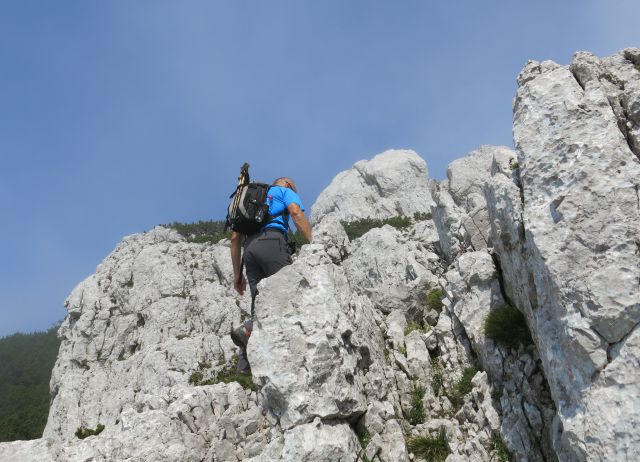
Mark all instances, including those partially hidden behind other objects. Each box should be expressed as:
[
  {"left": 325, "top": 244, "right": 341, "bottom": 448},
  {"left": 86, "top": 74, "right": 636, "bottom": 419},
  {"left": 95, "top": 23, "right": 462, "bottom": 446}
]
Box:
[{"left": 273, "top": 177, "right": 298, "bottom": 193}]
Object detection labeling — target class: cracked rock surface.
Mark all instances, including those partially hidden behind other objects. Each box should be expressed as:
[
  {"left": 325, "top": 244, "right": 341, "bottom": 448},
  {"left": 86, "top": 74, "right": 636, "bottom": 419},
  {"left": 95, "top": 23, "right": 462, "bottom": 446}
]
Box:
[{"left": 507, "top": 47, "right": 640, "bottom": 461}]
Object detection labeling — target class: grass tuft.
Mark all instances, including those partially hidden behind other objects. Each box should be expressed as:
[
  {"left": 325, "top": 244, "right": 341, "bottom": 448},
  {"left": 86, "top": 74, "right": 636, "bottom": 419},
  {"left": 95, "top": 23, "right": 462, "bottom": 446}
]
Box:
[
  {"left": 483, "top": 304, "right": 532, "bottom": 349},
  {"left": 426, "top": 289, "right": 445, "bottom": 313},
  {"left": 165, "top": 220, "right": 230, "bottom": 244},
  {"left": 409, "top": 382, "right": 426, "bottom": 425},
  {"left": 449, "top": 366, "right": 478, "bottom": 410},
  {"left": 431, "top": 358, "right": 444, "bottom": 397},
  {"left": 492, "top": 434, "right": 512, "bottom": 462},
  {"left": 189, "top": 356, "right": 257, "bottom": 391},
  {"left": 75, "top": 424, "right": 105, "bottom": 439},
  {"left": 213, "top": 361, "right": 258, "bottom": 392},
  {"left": 407, "top": 427, "right": 450, "bottom": 462},
  {"left": 413, "top": 211, "right": 432, "bottom": 221},
  {"left": 341, "top": 216, "right": 412, "bottom": 240}
]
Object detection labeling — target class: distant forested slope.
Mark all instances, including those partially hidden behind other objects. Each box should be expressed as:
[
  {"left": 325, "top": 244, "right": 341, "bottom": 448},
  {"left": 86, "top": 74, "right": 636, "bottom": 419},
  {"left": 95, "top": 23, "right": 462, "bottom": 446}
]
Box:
[{"left": 0, "top": 326, "right": 60, "bottom": 441}]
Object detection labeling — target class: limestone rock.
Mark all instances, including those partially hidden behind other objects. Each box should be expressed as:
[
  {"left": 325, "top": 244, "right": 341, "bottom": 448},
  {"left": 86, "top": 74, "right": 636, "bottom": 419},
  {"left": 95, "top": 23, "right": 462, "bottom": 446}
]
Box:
[
  {"left": 445, "top": 251, "right": 505, "bottom": 380},
  {"left": 343, "top": 225, "right": 440, "bottom": 317},
  {"left": 44, "top": 228, "right": 249, "bottom": 443},
  {"left": 0, "top": 439, "right": 55, "bottom": 462},
  {"left": 248, "top": 244, "right": 367, "bottom": 429},
  {"left": 310, "top": 149, "right": 434, "bottom": 227},
  {"left": 504, "top": 48, "right": 640, "bottom": 460},
  {"left": 281, "top": 419, "right": 361, "bottom": 462},
  {"left": 431, "top": 146, "right": 515, "bottom": 261}
]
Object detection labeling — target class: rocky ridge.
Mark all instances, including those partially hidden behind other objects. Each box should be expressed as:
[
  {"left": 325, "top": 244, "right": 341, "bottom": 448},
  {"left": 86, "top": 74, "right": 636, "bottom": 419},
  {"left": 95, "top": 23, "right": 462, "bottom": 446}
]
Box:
[{"left": 1, "top": 48, "right": 638, "bottom": 461}]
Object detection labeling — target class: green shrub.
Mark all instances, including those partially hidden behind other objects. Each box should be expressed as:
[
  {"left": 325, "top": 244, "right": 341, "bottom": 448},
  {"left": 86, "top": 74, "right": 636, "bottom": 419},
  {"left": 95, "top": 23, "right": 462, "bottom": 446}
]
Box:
[
  {"left": 188, "top": 370, "right": 204, "bottom": 385},
  {"left": 413, "top": 211, "right": 432, "bottom": 221},
  {"left": 484, "top": 304, "right": 532, "bottom": 349},
  {"left": 166, "top": 220, "right": 230, "bottom": 244},
  {"left": 75, "top": 424, "right": 105, "bottom": 439},
  {"left": 449, "top": 366, "right": 478, "bottom": 410},
  {"left": 426, "top": 288, "right": 445, "bottom": 313},
  {"left": 188, "top": 356, "right": 257, "bottom": 391},
  {"left": 286, "top": 230, "right": 310, "bottom": 254},
  {"left": 358, "top": 430, "right": 372, "bottom": 462},
  {"left": 213, "top": 362, "right": 258, "bottom": 392},
  {"left": 409, "top": 382, "right": 426, "bottom": 425},
  {"left": 492, "top": 434, "right": 512, "bottom": 462},
  {"left": 510, "top": 161, "right": 520, "bottom": 170},
  {"left": 407, "top": 427, "right": 450, "bottom": 462},
  {"left": 431, "top": 358, "right": 444, "bottom": 397},
  {"left": 341, "top": 216, "right": 412, "bottom": 240},
  {"left": 358, "top": 430, "right": 372, "bottom": 449}
]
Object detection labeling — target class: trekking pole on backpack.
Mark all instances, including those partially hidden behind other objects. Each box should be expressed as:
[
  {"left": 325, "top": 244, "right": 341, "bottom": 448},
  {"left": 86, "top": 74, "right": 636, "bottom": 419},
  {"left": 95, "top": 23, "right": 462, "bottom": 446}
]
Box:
[{"left": 224, "top": 163, "right": 251, "bottom": 232}]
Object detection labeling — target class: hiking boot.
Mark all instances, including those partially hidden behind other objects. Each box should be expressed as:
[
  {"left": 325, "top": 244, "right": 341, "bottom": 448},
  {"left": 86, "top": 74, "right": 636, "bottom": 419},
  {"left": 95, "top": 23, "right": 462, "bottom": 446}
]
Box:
[
  {"left": 237, "top": 366, "right": 252, "bottom": 375},
  {"left": 230, "top": 325, "right": 249, "bottom": 349},
  {"left": 237, "top": 349, "right": 251, "bottom": 374}
]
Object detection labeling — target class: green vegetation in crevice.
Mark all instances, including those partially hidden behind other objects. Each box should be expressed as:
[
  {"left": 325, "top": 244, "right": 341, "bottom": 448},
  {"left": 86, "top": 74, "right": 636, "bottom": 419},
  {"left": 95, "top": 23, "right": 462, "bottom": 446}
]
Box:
[
  {"left": 426, "top": 288, "right": 445, "bottom": 313},
  {"left": 286, "top": 230, "right": 310, "bottom": 255},
  {"left": 75, "top": 424, "right": 105, "bottom": 439},
  {"left": 483, "top": 304, "right": 533, "bottom": 349},
  {"left": 188, "top": 356, "right": 257, "bottom": 392},
  {"left": 406, "top": 427, "right": 451, "bottom": 462},
  {"left": 404, "top": 322, "right": 430, "bottom": 336},
  {"left": 358, "top": 430, "right": 372, "bottom": 461},
  {"left": 492, "top": 434, "right": 512, "bottom": 462},
  {"left": 408, "top": 382, "right": 426, "bottom": 425},
  {"left": 448, "top": 366, "right": 478, "bottom": 410},
  {"left": 0, "top": 326, "right": 61, "bottom": 442},
  {"left": 413, "top": 211, "right": 432, "bottom": 221},
  {"left": 341, "top": 216, "right": 412, "bottom": 240},
  {"left": 166, "top": 220, "right": 230, "bottom": 244},
  {"left": 431, "top": 358, "right": 444, "bottom": 397}
]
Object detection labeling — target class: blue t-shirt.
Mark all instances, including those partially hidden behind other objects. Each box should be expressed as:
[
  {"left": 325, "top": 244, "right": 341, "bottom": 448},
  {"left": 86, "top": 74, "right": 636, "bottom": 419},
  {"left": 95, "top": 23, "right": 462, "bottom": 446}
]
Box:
[{"left": 264, "top": 185, "right": 304, "bottom": 234}]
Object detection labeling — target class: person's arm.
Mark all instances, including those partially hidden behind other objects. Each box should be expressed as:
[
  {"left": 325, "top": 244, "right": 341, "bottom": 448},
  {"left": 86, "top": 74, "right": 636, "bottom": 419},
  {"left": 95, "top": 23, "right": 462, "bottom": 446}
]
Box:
[
  {"left": 230, "top": 231, "right": 246, "bottom": 295},
  {"left": 287, "top": 203, "right": 312, "bottom": 242}
]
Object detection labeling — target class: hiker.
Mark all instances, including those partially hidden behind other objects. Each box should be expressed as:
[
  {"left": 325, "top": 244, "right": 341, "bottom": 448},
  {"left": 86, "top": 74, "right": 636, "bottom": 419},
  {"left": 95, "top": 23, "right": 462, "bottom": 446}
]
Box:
[{"left": 229, "top": 176, "right": 313, "bottom": 373}]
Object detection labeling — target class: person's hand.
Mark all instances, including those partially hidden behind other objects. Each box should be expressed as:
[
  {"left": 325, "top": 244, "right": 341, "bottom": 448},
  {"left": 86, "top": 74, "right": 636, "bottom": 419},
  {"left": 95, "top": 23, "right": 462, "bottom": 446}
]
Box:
[{"left": 234, "top": 274, "right": 247, "bottom": 295}]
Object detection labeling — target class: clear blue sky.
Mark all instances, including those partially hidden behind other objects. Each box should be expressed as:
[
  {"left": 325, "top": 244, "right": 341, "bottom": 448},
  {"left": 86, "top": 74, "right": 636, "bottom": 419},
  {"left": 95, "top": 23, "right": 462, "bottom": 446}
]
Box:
[{"left": 1, "top": 1, "right": 638, "bottom": 337}]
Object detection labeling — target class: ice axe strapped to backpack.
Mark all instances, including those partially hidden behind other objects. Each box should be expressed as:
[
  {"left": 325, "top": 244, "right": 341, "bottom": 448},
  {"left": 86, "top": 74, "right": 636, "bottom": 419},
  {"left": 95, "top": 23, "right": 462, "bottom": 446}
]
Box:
[{"left": 224, "top": 163, "right": 288, "bottom": 236}]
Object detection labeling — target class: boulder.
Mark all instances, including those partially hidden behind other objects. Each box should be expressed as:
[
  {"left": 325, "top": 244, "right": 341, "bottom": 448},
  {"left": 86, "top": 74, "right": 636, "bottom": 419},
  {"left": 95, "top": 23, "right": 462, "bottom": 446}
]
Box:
[
  {"left": 497, "top": 48, "right": 640, "bottom": 460},
  {"left": 248, "top": 244, "right": 367, "bottom": 429},
  {"left": 310, "top": 149, "right": 434, "bottom": 227}
]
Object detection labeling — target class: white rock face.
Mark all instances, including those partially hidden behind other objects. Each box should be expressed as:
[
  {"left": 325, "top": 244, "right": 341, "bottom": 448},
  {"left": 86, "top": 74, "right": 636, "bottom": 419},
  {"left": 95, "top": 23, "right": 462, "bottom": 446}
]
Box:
[
  {"left": 44, "top": 228, "right": 248, "bottom": 443},
  {"left": 281, "top": 419, "right": 361, "bottom": 462},
  {"left": 310, "top": 149, "right": 434, "bottom": 227},
  {"left": 494, "top": 48, "right": 640, "bottom": 460},
  {"left": 431, "top": 145, "right": 515, "bottom": 261},
  {"left": 343, "top": 225, "right": 440, "bottom": 317},
  {"left": 248, "top": 244, "right": 368, "bottom": 429},
  {"left": 444, "top": 251, "right": 557, "bottom": 461},
  {"left": 0, "top": 439, "right": 55, "bottom": 461}
]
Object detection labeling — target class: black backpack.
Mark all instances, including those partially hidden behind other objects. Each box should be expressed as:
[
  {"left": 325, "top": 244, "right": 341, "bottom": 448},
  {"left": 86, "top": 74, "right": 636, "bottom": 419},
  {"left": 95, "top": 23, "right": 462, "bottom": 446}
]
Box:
[{"left": 224, "top": 164, "right": 286, "bottom": 235}]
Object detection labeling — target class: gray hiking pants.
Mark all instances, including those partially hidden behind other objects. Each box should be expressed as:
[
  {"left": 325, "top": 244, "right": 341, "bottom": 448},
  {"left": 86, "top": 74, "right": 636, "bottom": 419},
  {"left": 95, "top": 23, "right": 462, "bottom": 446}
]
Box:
[
  {"left": 237, "top": 229, "right": 292, "bottom": 371},
  {"left": 243, "top": 228, "right": 293, "bottom": 324}
]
